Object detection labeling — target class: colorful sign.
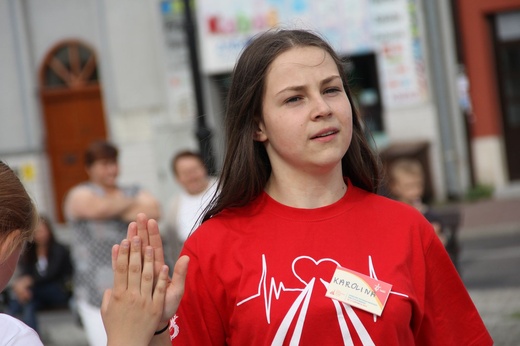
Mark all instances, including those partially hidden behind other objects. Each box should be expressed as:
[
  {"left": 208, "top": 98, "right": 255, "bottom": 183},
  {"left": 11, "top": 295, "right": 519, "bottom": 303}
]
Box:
[
  {"left": 194, "top": 0, "right": 428, "bottom": 107},
  {"left": 195, "top": 0, "right": 373, "bottom": 74}
]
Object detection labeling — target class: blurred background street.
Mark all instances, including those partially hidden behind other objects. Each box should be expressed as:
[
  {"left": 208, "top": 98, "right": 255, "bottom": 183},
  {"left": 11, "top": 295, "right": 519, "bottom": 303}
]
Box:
[{"left": 459, "top": 193, "right": 520, "bottom": 346}]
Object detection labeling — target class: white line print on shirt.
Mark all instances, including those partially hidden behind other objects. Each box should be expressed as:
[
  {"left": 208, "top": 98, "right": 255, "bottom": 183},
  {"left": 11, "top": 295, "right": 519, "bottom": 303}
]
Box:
[
  {"left": 169, "top": 315, "right": 180, "bottom": 341},
  {"left": 237, "top": 254, "right": 409, "bottom": 346}
]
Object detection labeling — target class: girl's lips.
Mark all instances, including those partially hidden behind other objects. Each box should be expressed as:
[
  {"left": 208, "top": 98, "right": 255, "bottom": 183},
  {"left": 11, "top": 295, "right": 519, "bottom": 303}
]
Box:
[{"left": 311, "top": 128, "right": 339, "bottom": 139}]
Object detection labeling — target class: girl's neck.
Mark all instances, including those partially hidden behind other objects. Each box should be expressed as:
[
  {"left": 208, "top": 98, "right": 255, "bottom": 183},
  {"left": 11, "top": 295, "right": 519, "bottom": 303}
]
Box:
[{"left": 265, "top": 168, "right": 347, "bottom": 208}]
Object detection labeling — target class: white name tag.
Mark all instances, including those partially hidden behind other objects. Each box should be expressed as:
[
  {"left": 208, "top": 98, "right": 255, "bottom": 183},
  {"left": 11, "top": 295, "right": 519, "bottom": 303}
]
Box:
[{"left": 325, "top": 266, "right": 392, "bottom": 316}]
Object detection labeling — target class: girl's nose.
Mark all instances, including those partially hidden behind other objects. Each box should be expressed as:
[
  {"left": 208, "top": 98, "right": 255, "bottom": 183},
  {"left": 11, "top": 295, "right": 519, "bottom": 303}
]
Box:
[{"left": 311, "top": 95, "right": 332, "bottom": 119}]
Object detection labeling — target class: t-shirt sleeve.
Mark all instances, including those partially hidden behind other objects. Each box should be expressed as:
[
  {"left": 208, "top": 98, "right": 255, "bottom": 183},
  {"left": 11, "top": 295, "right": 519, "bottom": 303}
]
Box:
[
  {"left": 170, "top": 237, "right": 226, "bottom": 345},
  {"left": 414, "top": 233, "right": 493, "bottom": 345},
  {"left": 6, "top": 330, "right": 44, "bottom": 346},
  {"left": 0, "top": 315, "right": 44, "bottom": 346}
]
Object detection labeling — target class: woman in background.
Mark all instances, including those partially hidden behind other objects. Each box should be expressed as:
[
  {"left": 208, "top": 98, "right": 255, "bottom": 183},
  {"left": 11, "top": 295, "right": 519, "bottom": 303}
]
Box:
[{"left": 7, "top": 215, "right": 73, "bottom": 333}]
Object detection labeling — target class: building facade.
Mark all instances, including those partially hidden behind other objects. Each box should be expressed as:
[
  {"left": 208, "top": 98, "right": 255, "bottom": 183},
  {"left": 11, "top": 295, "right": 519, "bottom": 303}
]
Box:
[
  {"left": 1, "top": 0, "right": 478, "bottom": 224},
  {"left": 455, "top": 0, "right": 520, "bottom": 194}
]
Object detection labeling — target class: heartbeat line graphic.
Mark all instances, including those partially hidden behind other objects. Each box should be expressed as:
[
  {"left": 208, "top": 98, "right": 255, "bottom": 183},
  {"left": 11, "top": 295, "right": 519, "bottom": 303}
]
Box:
[
  {"left": 236, "top": 254, "right": 303, "bottom": 324},
  {"left": 237, "top": 254, "right": 408, "bottom": 345}
]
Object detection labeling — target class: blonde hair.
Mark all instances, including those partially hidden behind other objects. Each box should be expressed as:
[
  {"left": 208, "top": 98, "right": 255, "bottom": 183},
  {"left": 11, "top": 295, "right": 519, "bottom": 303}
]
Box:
[{"left": 0, "top": 161, "right": 38, "bottom": 262}]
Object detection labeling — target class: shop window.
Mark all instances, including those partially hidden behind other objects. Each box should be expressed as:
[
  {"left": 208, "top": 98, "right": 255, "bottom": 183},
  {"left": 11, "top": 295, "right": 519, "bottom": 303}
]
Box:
[
  {"left": 343, "top": 53, "right": 383, "bottom": 134},
  {"left": 492, "top": 10, "right": 520, "bottom": 180}
]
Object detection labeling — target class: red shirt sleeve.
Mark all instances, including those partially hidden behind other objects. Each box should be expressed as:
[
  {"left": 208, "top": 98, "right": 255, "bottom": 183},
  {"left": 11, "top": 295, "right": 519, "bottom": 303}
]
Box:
[{"left": 414, "top": 233, "right": 493, "bottom": 345}]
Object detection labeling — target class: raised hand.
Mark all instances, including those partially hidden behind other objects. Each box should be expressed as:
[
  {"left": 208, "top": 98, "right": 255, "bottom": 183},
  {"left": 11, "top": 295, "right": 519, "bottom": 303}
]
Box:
[
  {"left": 127, "top": 213, "right": 189, "bottom": 322},
  {"left": 101, "top": 236, "right": 170, "bottom": 345}
]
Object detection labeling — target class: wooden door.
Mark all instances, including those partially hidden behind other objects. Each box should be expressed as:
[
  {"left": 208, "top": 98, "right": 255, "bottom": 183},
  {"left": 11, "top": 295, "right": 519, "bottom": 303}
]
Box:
[{"left": 40, "top": 40, "right": 107, "bottom": 222}]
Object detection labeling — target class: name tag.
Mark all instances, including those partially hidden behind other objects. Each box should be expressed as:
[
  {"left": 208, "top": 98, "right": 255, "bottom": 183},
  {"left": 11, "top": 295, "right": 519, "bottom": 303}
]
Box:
[{"left": 325, "top": 266, "right": 392, "bottom": 316}]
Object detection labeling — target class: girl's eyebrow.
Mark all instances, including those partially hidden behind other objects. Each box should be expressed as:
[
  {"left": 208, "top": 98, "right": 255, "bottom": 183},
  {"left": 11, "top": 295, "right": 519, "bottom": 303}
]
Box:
[
  {"left": 321, "top": 75, "right": 342, "bottom": 85},
  {"left": 275, "top": 75, "right": 342, "bottom": 96}
]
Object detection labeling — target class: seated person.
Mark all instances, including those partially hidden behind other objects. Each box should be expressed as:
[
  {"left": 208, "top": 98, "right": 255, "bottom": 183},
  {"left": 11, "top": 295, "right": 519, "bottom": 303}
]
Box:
[
  {"left": 387, "top": 158, "right": 447, "bottom": 245},
  {"left": 6, "top": 215, "right": 74, "bottom": 333}
]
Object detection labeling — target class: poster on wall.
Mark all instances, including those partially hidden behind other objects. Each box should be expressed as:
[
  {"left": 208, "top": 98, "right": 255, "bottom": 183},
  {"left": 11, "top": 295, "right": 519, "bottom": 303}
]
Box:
[
  {"left": 160, "top": 0, "right": 197, "bottom": 123},
  {"left": 370, "top": 0, "right": 428, "bottom": 108},
  {"left": 194, "top": 0, "right": 428, "bottom": 108}
]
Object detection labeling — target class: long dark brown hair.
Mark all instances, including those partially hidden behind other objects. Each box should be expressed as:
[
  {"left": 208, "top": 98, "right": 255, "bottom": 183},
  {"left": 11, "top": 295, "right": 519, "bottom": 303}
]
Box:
[
  {"left": 202, "top": 29, "right": 380, "bottom": 222},
  {"left": 0, "top": 161, "right": 38, "bottom": 262}
]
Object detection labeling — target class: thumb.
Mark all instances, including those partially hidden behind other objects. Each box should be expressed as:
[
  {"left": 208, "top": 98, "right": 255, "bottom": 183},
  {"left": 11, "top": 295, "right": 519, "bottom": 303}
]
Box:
[
  {"left": 101, "top": 289, "right": 112, "bottom": 317},
  {"left": 172, "top": 255, "right": 189, "bottom": 289},
  {"left": 170, "top": 255, "right": 189, "bottom": 311}
]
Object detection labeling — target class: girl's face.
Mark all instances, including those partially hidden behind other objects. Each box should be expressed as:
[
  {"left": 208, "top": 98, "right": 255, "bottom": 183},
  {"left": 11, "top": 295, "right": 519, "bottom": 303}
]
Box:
[
  {"left": 256, "top": 46, "right": 352, "bottom": 177},
  {"left": 34, "top": 221, "right": 51, "bottom": 246}
]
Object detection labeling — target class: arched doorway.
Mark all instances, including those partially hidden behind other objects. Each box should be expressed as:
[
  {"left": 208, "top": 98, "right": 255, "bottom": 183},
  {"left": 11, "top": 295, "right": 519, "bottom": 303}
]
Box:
[{"left": 39, "top": 40, "right": 108, "bottom": 222}]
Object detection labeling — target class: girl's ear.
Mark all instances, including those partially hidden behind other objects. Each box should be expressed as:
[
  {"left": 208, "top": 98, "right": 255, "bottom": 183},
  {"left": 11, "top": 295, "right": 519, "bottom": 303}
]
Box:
[{"left": 254, "top": 120, "right": 267, "bottom": 142}]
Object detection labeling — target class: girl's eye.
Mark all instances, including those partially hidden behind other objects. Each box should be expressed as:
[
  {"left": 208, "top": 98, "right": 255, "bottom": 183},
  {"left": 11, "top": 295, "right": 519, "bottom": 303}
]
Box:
[
  {"left": 325, "top": 87, "right": 341, "bottom": 94},
  {"left": 285, "top": 96, "right": 302, "bottom": 104}
]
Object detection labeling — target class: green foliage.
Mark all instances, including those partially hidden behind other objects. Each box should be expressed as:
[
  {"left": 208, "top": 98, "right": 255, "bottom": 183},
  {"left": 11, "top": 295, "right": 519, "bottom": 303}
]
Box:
[
  {"left": 510, "top": 311, "right": 520, "bottom": 320},
  {"left": 464, "top": 184, "right": 494, "bottom": 202}
]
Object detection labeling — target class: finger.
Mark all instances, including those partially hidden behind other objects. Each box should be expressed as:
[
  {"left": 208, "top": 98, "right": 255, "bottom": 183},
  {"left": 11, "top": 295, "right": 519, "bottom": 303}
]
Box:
[
  {"left": 113, "top": 239, "right": 130, "bottom": 293},
  {"left": 136, "top": 213, "right": 150, "bottom": 248},
  {"left": 152, "top": 265, "right": 169, "bottom": 310},
  {"left": 141, "top": 246, "right": 155, "bottom": 297},
  {"left": 147, "top": 219, "right": 165, "bottom": 265},
  {"left": 101, "top": 289, "right": 112, "bottom": 316},
  {"left": 111, "top": 244, "right": 120, "bottom": 271},
  {"left": 170, "top": 255, "right": 190, "bottom": 311},
  {"left": 128, "top": 236, "right": 143, "bottom": 291},
  {"left": 126, "top": 221, "right": 137, "bottom": 240}
]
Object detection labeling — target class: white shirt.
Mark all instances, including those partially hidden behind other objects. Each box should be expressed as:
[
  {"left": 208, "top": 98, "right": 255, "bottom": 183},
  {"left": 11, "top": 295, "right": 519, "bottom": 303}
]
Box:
[
  {"left": 165, "top": 178, "right": 217, "bottom": 241},
  {"left": 0, "top": 314, "right": 43, "bottom": 345}
]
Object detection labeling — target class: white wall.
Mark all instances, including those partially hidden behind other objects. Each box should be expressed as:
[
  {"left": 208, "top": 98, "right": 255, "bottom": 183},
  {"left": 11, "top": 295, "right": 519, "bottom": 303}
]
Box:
[
  {"left": 99, "top": 0, "right": 210, "bottom": 212},
  {"left": 26, "top": 0, "right": 102, "bottom": 76},
  {"left": 472, "top": 136, "right": 508, "bottom": 188},
  {"left": 0, "top": 0, "right": 41, "bottom": 153},
  {"left": 1, "top": 154, "right": 56, "bottom": 221}
]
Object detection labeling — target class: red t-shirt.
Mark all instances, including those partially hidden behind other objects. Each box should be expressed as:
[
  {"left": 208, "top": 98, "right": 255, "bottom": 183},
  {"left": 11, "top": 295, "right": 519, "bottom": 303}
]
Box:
[{"left": 170, "top": 180, "right": 492, "bottom": 345}]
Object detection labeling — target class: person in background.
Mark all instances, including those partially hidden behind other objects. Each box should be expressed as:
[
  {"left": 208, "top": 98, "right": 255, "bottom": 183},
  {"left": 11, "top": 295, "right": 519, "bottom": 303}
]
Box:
[
  {"left": 163, "top": 151, "right": 217, "bottom": 261},
  {"left": 0, "top": 161, "right": 43, "bottom": 345},
  {"left": 7, "top": 215, "right": 73, "bottom": 333},
  {"left": 101, "top": 29, "right": 492, "bottom": 345},
  {"left": 387, "top": 158, "right": 447, "bottom": 245},
  {"left": 63, "top": 140, "right": 161, "bottom": 346}
]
